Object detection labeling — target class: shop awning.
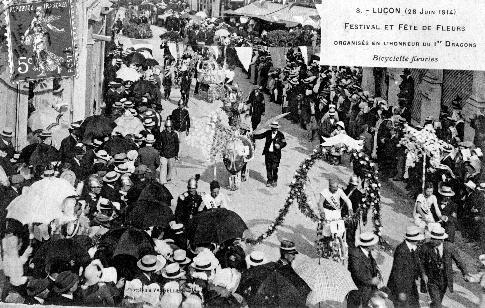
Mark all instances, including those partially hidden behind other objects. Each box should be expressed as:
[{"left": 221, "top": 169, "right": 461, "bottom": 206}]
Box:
[{"left": 226, "top": 2, "right": 320, "bottom": 28}]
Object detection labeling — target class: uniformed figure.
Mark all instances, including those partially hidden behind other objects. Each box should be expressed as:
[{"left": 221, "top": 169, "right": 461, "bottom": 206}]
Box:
[{"left": 174, "top": 178, "right": 203, "bottom": 226}]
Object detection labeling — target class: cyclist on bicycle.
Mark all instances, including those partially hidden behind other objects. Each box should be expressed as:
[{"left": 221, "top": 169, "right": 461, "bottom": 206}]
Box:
[{"left": 317, "top": 178, "right": 353, "bottom": 254}]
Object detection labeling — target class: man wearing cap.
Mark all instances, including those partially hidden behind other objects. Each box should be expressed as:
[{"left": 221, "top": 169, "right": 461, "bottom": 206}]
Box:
[
  {"left": 175, "top": 178, "right": 203, "bottom": 226},
  {"left": 159, "top": 119, "right": 179, "bottom": 184},
  {"left": 59, "top": 121, "right": 82, "bottom": 161},
  {"left": 171, "top": 100, "right": 191, "bottom": 136},
  {"left": 420, "top": 226, "right": 471, "bottom": 307},
  {"left": 253, "top": 121, "right": 287, "bottom": 187},
  {"left": 348, "top": 232, "right": 381, "bottom": 306},
  {"left": 387, "top": 226, "right": 425, "bottom": 307},
  {"left": 248, "top": 86, "right": 265, "bottom": 131},
  {"left": 276, "top": 240, "right": 311, "bottom": 306},
  {"left": 0, "top": 128, "right": 15, "bottom": 160}
]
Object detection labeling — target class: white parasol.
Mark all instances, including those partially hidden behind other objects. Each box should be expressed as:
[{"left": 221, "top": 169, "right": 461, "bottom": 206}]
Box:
[
  {"left": 320, "top": 134, "right": 363, "bottom": 151},
  {"left": 116, "top": 66, "right": 141, "bottom": 82}
]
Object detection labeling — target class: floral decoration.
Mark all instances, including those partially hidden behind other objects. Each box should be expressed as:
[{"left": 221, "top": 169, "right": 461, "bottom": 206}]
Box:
[{"left": 246, "top": 145, "right": 382, "bottom": 245}]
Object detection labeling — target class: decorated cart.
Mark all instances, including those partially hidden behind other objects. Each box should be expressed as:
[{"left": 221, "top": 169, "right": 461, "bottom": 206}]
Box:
[{"left": 197, "top": 59, "right": 226, "bottom": 103}]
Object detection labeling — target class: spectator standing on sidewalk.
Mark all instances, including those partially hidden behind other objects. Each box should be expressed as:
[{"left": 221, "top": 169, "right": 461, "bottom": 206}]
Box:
[{"left": 159, "top": 120, "right": 179, "bottom": 184}]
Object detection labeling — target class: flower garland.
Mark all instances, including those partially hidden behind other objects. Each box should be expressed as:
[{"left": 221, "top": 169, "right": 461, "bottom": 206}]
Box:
[{"left": 246, "top": 145, "right": 382, "bottom": 245}]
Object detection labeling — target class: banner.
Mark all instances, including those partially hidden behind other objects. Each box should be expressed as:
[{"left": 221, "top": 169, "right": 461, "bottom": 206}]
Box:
[
  {"left": 6, "top": 0, "right": 76, "bottom": 82},
  {"left": 234, "top": 47, "right": 252, "bottom": 71}
]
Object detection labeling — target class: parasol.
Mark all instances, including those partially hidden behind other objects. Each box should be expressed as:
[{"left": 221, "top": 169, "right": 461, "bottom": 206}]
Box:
[
  {"left": 294, "top": 257, "right": 357, "bottom": 305},
  {"left": 195, "top": 11, "right": 207, "bottom": 18},
  {"left": 252, "top": 112, "right": 290, "bottom": 135},
  {"left": 6, "top": 178, "right": 76, "bottom": 225},
  {"left": 215, "top": 28, "right": 230, "bottom": 37},
  {"left": 186, "top": 208, "right": 248, "bottom": 245},
  {"left": 114, "top": 113, "right": 145, "bottom": 136},
  {"left": 320, "top": 134, "right": 364, "bottom": 151},
  {"left": 80, "top": 115, "right": 115, "bottom": 141},
  {"left": 237, "top": 262, "right": 311, "bottom": 307},
  {"left": 116, "top": 66, "right": 141, "bottom": 82}
]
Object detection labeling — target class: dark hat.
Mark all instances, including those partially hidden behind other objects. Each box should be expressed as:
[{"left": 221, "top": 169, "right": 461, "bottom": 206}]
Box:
[
  {"left": 53, "top": 271, "right": 79, "bottom": 294},
  {"left": 451, "top": 96, "right": 462, "bottom": 109},
  {"left": 27, "top": 278, "right": 51, "bottom": 297},
  {"left": 403, "top": 68, "right": 411, "bottom": 75},
  {"left": 210, "top": 180, "right": 220, "bottom": 190},
  {"left": 280, "top": 240, "right": 298, "bottom": 254},
  {"left": 73, "top": 145, "right": 86, "bottom": 156}
]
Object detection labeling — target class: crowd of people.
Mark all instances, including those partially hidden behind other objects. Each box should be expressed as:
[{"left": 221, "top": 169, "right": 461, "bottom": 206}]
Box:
[{"left": 0, "top": 3, "right": 485, "bottom": 306}]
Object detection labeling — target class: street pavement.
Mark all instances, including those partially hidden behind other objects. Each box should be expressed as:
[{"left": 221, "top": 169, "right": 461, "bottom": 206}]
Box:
[{"left": 138, "top": 27, "right": 482, "bottom": 307}]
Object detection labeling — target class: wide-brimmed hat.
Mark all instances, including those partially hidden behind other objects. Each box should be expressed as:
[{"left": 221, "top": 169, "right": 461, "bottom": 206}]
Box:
[
  {"left": 123, "top": 100, "right": 134, "bottom": 108},
  {"left": 39, "top": 130, "right": 52, "bottom": 138},
  {"left": 171, "top": 223, "right": 184, "bottom": 235},
  {"left": 245, "top": 251, "right": 267, "bottom": 268},
  {"left": 114, "top": 164, "right": 130, "bottom": 174},
  {"left": 103, "top": 171, "right": 120, "bottom": 183},
  {"left": 27, "top": 278, "right": 51, "bottom": 297},
  {"left": 336, "top": 121, "right": 345, "bottom": 129},
  {"left": 478, "top": 183, "right": 485, "bottom": 191},
  {"left": 162, "top": 263, "right": 185, "bottom": 279},
  {"left": 357, "top": 232, "right": 379, "bottom": 247},
  {"left": 114, "top": 101, "right": 123, "bottom": 108},
  {"left": 93, "top": 139, "right": 104, "bottom": 148},
  {"left": 95, "top": 150, "right": 110, "bottom": 161},
  {"left": 0, "top": 128, "right": 13, "bottom": 138},
  {"left": 280, "top": 240, "right": 298, "bottom": 254},
  {"left": 442, "top": 144, "right": 453, "bottom": 153},
  {"left": 53, "top": 271, "right": 79, "bottom": 294},
  {"left": 438, "top": 185, "right": 455, "bottom": 197},
  {"left": 328, "top": 108, "right": 336, "bottom": 116},
  {"left": 429, "top": 226, "right": 448, "bottom": 240},
  {"left": 145, "top": 134, "right": 156, "bottom": 143},
  {"left": 172, "top": 249, "right": 191, "bottom": 265},
  {"left": 404, "top": 225, "right": 424, "bottom": 241},
  {"left": 270, "top": 121, "right": 280, "bottom": 129},
  {"left": 191, "top": 255, "right": 217, "bottom": 271},
  {"left": 144, "top": 118, "right": 156, "bottom": 127},
  {"left": 42, "top": 169, "right": 55, "bottom": 178},
  {"left": 137, "top": 254, "right": 166, "bottom": 272},
  {"left": 113, "top": 153, "right": 127, "bottom": 163}
]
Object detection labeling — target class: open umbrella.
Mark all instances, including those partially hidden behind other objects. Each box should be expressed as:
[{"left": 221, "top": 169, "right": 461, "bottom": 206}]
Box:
[
  {"left": 294, "top": 258, "right": 356, "bottom": 305},
  {"left": 237, "top": 262, "right": 311, "bottom": 307},
  {"left": 126, "top": 52, "right": 146, "bottom": 66},
  {"left": 80, "top": 115, "right": 115, "bottom": 141},
  {"left": 145, "top": 58, "right": 159, "bottom": 67},
  {"left": 6, "top": 178, "right": 76, "bottom": 225},
  {"left": 186, "top": 208, "right": 247, "bottom": 245},
  {"left": 320, "top": 134, "right": 363, "bottom": 151},
  {"left": 126, "top": 201, "right": 174, "bottom": 230},
  {"left": 195, "top": 11, "right": 207, "bottom": 18},
  {"left": 215, "top": 28, "right": 230, "bottom": 37},
  {"left": 116, "top": 66, "right": 141, "bottom": 82}
]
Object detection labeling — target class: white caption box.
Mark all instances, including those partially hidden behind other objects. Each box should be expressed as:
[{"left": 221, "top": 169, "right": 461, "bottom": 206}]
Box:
[{"left": 317, "top": 0, "right": 485, "bottom": 69}]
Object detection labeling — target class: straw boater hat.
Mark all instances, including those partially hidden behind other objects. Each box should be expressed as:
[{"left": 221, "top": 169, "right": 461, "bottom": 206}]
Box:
[
  {"left": 114, "top": 101, "right": 123, "bottom": 108},
  {"left": 357, "top": 232, "right": 379, "bottom": 247},
  {"left": 161, "top": 263, "right": 185, "bottom": 279},
  {"left": 95, "top": 150, "right": 110, "bottom": 161},
  {"left": 114, "top": 164, "right": 130, "bottom": 174},
  {"left": 270, "top": 121, "right": 280, "bottom": 129},
  {"left": 137, "top": 255, "right": 166, "bottom": 272},
  {"left": 438, "top": 185, "right": 455, "bottom": 197},
  {"left": 245, "top": 251, "right": 267, "bottom": 268},
  {"left": 145, "top": 134, "right": 156, "bottom": 143},
  {"left": 42, "top": 169, "right": 55, "bottom": 178},
  {"left": 39, "top": 130, "right": 52, "bottom": 139},
  {"left": 123, "top": 100, "right": 134, "bottom": 108},
  {"left": 336, "top": 121, "right": 345, "bottom": 129},
  {"left": 191, "top": 255, "right": 217, "bottom": 271},
  {"left": 0, "top": 128, "right": 13, "bottom": 138},
  {"left": 103, "top": 171, "right": 120, "bottom": 183},
  {"left": 429, "top": 226, "right": 448, "bottom": 240},
  {"left": 172, "top": 249, "right": 191, "bottom": 265},
  {"left": 465, "top": 180, "right": 477, "bottom": 190},
  {"left": 113, "top": 153, "right": 127, "bottom": 164},
  {"left": 279, "top": 240, "right": 298, "bottom": 254},
  {"left": 478, "top": 183, "right": 485, "bottom": 191},
  {"left": 144, "top": 118, "right": 156, "bottom": 127},
  {"left": 171, "top": 223, "right": 184, "bottom": 235},
  {"left": 404, "top": 225, "right": 424, "bottom": 241},
  {"left": 93, "top": 139, "right": 103, "bottom": 148}
]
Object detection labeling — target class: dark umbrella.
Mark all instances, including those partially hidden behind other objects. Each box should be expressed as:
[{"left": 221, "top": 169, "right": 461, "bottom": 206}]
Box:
[
  {"left": 186, "top": 208, "right": 247, "bottom": 245},
  {"left": 131, "top": 79, "right": 161, "bottom": 104},
  {"left": 102, "top": 135, "right": 137, "bottom": 156},
  {"left": 32, "top": 237, "right": 91, "bottom": 278},
  {"left": 144, "top": 58, "right": 159, "bottom": 67},
  {"left": 96, "top": 227, "right": 155, "bottom": 280},
  {"left": 237, "top": 262, "right": 311, "bottom": 307},
  {"left": 126, "top": 201, "right": 174, "bottom": 230},
  {"left": 126, "top": 52, "right": 146, "bottom": 66},
  {"left": 80, "top": 115, "right": 115, "bottom": 142},
  {"left": 138, "top": 182, "right": 173, "bottom": 204}
]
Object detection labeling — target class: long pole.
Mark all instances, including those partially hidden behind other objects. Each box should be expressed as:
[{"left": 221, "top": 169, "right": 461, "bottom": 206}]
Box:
[{"left": 422, "top": 151, "right": 426, "bottom": 192}]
